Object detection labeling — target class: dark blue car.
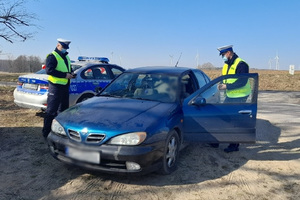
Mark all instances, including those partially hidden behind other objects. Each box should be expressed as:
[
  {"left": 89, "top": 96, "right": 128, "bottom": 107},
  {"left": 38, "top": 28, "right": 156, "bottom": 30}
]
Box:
[{"left": 47, "top": 67, "right": 258, "bottom": 174}]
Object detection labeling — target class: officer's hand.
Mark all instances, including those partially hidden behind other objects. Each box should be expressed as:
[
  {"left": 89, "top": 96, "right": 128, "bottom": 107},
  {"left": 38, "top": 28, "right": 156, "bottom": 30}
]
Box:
[
  {"left": 66, "top": 73, "right": 73, "bottom": 79},
  {"left": 218, "top": 84, "right": 227, "bottom": 90}
]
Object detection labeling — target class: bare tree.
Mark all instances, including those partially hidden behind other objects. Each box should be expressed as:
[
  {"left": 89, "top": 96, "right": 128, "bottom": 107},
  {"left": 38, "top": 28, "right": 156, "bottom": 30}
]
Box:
[
  {"left": 198, "top": 62, "right": 216, "bottom": 70},
  {"left": 13, "top": 55, "right": 27, "bottom": 72},
  {"left": 28, "top": 55, "right": 41, "bottom": 72},
  {"left": 0, "top": 0, "right": 36, "bottom": 43}
]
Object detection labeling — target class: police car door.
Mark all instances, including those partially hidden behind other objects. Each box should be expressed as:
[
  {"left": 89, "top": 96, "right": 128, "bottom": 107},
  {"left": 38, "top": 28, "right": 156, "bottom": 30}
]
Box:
[{"left": 182, "top": 73, "right": 259, "bottom": 143}]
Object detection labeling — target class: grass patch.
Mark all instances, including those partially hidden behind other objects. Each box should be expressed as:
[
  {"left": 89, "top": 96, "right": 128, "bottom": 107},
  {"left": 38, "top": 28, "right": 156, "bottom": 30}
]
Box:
[{"left": 0, "top": 73, "right": 25, "bottom": 82}]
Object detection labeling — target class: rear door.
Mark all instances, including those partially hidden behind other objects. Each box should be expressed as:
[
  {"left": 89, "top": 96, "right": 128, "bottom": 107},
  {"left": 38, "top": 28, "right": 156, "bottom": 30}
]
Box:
[
  {"left": 76, "top": 65, "right": 111, "bottom": 93},
  {"left": 182, "top": 73, "right": 259, "bottom": 143}
]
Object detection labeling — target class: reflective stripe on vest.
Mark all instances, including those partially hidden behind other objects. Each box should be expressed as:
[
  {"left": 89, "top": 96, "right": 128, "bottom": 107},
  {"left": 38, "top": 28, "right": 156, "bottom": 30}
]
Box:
[
  {"left": 222, "top": 57, "right": 251, "bottom": 98},
  {"left": 48, "top": 51, "right": 71, "bottom": 85}
]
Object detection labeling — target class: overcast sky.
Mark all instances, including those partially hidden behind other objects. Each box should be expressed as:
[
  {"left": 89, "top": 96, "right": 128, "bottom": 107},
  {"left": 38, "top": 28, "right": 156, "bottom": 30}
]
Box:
[{"left": 1, "top": 0, "right": 299, "bottom": 70}]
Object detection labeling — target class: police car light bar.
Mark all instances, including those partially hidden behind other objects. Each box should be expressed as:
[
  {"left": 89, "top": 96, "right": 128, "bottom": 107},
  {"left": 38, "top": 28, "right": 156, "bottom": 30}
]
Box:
[{"left": 78, "top": 56, "right": 109, "bottom": 63}]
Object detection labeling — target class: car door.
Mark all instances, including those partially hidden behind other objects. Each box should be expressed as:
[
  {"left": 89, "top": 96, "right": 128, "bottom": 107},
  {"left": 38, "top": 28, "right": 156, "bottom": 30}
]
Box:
[
  {"left": 80, "top": 65, "right": 111, "bottom": 92},
  {"left": 182, "top": 73, "right": 259, "bottom": 143}
]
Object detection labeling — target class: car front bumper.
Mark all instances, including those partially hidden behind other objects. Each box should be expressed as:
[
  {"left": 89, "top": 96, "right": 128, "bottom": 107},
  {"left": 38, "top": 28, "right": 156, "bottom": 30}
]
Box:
[
  {"left": 13, "top": 88, "right": 47, "bottom": 110},
  {"left": 47, "top": 132, "right": 164, "bottom": 174}
]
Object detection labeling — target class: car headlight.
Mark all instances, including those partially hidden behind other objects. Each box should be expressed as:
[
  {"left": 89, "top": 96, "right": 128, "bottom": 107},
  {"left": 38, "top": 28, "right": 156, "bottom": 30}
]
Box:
[
  {"left": 51, "top": 119, "right": 67, "bottom": 136},
  {"left": 107, "top": 132, "right": 147, "bottom": 145}
]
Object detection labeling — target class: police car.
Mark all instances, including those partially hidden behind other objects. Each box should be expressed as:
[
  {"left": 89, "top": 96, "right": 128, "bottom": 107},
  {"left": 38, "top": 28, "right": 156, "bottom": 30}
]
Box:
[{"left": 13, "top": 56, "right": 125, "bottom": 110}]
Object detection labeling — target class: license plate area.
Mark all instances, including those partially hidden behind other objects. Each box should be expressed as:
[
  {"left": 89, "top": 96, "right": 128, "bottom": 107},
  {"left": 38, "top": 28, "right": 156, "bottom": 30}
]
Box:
[
  {"left": 23, "top": 83, "right": 38, "bottom": 90},
  {"left": 65, "top": 146, "right": 100, "bottom": 164}
]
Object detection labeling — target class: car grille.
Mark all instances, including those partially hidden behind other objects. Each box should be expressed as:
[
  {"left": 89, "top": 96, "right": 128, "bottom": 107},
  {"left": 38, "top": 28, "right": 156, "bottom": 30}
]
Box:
[
  {"left": 86, "top": 134, "right": 105, "bottom": 143},
  {"left": 68, "top": 130, "right": 105, "bottom": 144},
  {"left": 68, "top": 129, "right": 81, "bottom": 141}
]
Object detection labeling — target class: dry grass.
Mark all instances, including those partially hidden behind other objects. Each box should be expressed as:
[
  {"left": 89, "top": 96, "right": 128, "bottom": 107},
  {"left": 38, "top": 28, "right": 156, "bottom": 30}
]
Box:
[
  {"left": 0, "top": 72, "right": 26, "bottom": 82},
  {"left": 202, "top": 69, "right": 300, "bottom": 91},
  {"left": 0, "top": 86, "right": 43, "bottom": 127}
]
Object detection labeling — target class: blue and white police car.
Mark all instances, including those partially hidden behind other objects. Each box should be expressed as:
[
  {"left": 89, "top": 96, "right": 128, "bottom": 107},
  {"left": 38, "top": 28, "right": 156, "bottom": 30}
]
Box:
[{"left": 13, "top": 56, "right": 125, "bottom": 110}]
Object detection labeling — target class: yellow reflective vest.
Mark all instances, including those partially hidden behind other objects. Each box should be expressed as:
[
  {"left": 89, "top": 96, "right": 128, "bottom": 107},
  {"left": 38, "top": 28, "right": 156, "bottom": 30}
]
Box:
[
  {"left": 48, "top": 51, "right": 71, "bottom": 85},
  {"left": 222, "top": 57, "right": 251, "bottom": 98}
]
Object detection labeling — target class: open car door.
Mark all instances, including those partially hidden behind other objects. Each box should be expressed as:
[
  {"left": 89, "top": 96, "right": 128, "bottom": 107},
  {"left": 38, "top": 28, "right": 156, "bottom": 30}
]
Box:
[{"left": 183, "top": 73, "right": 259, "bottom": 143}]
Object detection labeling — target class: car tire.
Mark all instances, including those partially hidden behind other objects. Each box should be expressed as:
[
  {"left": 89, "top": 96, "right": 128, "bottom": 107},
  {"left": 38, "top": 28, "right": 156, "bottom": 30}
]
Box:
[
  {"left": 76, "top": 93, "right": 94, "bottom": 103},
  {"left": 159, "top": 130, "right": 180, "bottom": 175}
]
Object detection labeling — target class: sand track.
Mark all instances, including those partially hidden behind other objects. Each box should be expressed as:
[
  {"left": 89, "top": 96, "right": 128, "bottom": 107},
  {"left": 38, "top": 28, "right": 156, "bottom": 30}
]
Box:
[{"left": 0, "top": 91, "right": 299, "bottom": 200}]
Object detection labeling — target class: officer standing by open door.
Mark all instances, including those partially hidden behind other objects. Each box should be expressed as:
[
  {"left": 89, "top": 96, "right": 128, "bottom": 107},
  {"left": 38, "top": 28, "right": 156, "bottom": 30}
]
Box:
[
  {"left": 42, "top": 38, "right": 75, "bottom": 139},
  {"left": 217, "top": 45, "right": 251, "bottom": 152}
]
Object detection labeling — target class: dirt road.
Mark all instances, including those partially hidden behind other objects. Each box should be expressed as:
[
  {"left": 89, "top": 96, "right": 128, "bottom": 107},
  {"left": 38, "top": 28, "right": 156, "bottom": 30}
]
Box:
[{"left": 0, "top": 91, "right": 299, "bottom": 200}]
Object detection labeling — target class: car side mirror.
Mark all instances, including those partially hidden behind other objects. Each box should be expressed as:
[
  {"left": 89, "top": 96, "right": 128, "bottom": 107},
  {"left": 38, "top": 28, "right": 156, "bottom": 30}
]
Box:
[{"left": 191, "top": 97, "right": 206, "bottom": 106}]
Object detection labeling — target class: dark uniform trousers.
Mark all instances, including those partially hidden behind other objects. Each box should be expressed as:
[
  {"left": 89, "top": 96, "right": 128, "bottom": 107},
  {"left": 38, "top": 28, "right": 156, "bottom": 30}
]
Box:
[{"left": 42, "top": 82, "right": 69, "bottom": 138}]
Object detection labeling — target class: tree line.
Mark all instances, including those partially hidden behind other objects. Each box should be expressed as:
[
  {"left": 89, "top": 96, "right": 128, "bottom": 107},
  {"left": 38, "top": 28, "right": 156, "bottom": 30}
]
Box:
[{"left": 0, "top": 55, "right": 42, "bottom": 73}]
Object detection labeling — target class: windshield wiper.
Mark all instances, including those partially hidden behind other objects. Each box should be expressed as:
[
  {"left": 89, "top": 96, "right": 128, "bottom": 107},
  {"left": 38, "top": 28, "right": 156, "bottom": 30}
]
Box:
[
  {"left": 98, "top": 93, "right": 120, "bottom": 98},
  {"left": 133, "top": 97, "right": 156, "bottom": 101}
]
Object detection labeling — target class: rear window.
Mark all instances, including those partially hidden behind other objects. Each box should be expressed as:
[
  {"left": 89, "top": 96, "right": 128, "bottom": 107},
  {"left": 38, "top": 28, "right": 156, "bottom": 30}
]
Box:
[{"left": 35, "top": 69, "right": 46, "bottom": 74}]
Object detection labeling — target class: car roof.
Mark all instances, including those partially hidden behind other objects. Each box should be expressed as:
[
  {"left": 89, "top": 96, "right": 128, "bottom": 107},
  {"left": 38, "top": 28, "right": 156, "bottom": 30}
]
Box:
[
  {"left": 72, "top": 60, "right": 109, "bottom": 66},
  {"left": 71, "top": 61, "right": 123, "bottom": 70},
  {"left": 125, "top": 66, "right": 192, "bottom": 75}
]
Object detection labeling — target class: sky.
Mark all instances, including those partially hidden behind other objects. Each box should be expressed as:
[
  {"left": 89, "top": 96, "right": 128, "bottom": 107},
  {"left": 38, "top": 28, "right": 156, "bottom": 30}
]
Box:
[{"left": 0, "top": 0, "right": 300, "bottom": 70}]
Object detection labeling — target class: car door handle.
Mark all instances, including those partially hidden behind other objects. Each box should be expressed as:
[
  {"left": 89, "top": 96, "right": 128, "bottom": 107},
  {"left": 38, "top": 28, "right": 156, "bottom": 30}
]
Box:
[{"left": 238, "top": 110, "right": 252, "bottom": 115}]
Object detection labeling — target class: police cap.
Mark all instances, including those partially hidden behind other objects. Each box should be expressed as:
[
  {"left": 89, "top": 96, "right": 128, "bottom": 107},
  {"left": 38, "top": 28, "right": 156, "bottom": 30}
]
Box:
[
  {"left": 57, "top": 38, "right": 71, "bottom": 49},
  {"left": 217, "top": 45, "right": 233, "bottom": 55}
]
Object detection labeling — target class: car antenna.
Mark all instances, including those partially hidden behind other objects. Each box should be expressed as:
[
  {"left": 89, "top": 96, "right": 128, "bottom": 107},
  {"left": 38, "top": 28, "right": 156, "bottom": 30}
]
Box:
[{"left": 175, "top": 52, "right": 182, "bottom": 67}]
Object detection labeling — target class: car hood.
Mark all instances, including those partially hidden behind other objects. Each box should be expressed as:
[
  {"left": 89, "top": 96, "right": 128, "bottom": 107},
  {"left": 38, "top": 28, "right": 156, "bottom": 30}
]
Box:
[{"left": 57, "top": 97, "right": 177, "bottom": 134}]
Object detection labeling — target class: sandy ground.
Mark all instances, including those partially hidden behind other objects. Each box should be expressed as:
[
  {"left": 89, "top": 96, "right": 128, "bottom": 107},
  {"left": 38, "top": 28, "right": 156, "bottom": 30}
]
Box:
[{"left": 0, "top": 91, "right": 299, "bottom": 200}]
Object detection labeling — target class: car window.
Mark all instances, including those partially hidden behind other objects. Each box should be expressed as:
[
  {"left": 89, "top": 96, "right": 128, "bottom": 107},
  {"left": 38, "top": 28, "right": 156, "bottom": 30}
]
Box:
[
  {"left": 71, "top": 64, "right": 82, "bottom": 71},
  {"left": 111, "top": 67, "right": 124, "bottom": 78},
  {"left": 81, "top": 66, "right": 110, "bottom": 80},
  {"left": 101, "top": 73, "right": 179, "bottom": 103},
  {"left": 203, "top": 72, "right": 211, "bottom": 83},
  {"left": 181, "top": 74, "right": 197, "bottom": 98},
  {"left": 35, "top": 69, "right": 46, "bottom": 74},
  {"left": 193, "top": 70, "right": 207, "bottom": 88},
  {"left": 200, "top": 76, "right": 257, "bottom": 104}
]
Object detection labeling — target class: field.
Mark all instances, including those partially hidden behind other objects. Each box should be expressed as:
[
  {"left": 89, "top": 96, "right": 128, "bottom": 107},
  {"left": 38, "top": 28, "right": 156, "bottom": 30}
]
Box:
[
  {"left": 1, "top": 69, "right": 299, "bottom": 91},
  {"left": 203, "top": 69, "right": 300, "bottom": 91},
  {"left": 0, "top": 70, "right": 299, "bottom": 200}
]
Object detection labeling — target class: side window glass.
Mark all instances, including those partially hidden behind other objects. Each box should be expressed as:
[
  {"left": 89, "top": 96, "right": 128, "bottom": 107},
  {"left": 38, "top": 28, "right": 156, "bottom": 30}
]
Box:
[
  {"left": 203, "top": 73, "right": 211, "bottom": 83},
  {"left": 111, "top": 67, "right": 123, "bottom": 78},
  {"left": 181, "top": 74, "right": 197, "bottom": 99},
  {"left": 200, "top": 76, "right": 257, "bottom": 104},
  {"left": 82, "top": 68, "right": 93, "bottom": 79},
  {"left": 82, "top": 66, "right": 109, "bottom": 80},
  {"left": 194, "top": 71, "right": 207, "bottom": 88}
]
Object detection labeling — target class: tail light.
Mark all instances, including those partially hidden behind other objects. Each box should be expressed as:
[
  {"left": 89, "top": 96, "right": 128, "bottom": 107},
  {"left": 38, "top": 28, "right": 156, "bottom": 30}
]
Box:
[
  {"left": 38, "top": 84, "right": 49, "bottom": 91},
  {"left": 17, "top": 82, "right": 23, "bottom": 86},
  {"left": 42, "top": 64, "right": 46, "bottom": 69}
]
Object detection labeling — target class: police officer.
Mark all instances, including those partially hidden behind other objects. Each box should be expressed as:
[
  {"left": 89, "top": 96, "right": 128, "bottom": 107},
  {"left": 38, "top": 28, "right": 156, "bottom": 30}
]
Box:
[
  {"left": 217, "top": 45, "right": 251, "bottom": 152},
  {"left": 42, "top": 38, "right": 75, "bottom": 138}
]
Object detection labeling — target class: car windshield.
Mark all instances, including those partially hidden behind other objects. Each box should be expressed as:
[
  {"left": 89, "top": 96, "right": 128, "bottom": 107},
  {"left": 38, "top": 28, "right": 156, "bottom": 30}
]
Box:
[
  {"left": 35, "top": 69, "right": 46, "bottom": 74},
  {"left": 71, "top": 64, "right": 82, "bottom": 71},
  {"left": 101, "top": 72, "right": 179, "bottom": 103}
]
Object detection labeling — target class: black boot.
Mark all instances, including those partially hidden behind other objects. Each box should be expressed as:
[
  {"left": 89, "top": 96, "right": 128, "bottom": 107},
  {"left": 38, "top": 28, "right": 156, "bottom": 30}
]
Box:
[{"left": 224, "top": 143, "right": 239, "bottom": 153}]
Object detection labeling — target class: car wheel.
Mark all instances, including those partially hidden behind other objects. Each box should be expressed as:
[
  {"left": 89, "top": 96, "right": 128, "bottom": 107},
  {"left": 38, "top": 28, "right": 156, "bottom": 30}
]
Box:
[
  {"left": 159, "top": 130, "right": 180, "bottom": 175},
  {"left": 76, "top": 93, "right": 94, "bottom": 103}
]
